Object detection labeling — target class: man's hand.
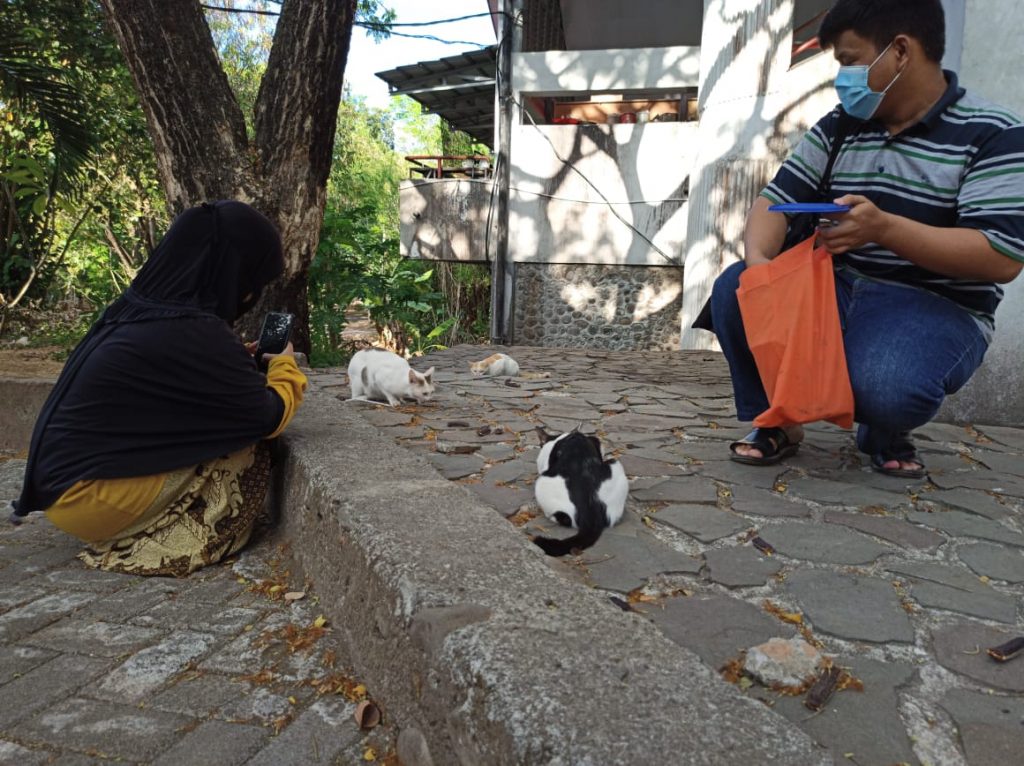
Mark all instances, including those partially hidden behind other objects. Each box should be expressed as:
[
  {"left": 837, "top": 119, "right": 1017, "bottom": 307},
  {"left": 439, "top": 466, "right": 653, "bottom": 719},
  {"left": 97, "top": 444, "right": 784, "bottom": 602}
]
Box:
[{"left": 818, "top": 194, "right": 895, "bottom": 254}]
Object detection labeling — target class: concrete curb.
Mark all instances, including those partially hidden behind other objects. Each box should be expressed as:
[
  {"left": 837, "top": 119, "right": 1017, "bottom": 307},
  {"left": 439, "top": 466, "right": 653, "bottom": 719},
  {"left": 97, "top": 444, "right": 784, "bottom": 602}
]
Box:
[
  {"left": 278, "top": 387, "right": 831, "bottom": 765},
  {"left": 0, "top": 378, "right": 54, "bottom": 452}
]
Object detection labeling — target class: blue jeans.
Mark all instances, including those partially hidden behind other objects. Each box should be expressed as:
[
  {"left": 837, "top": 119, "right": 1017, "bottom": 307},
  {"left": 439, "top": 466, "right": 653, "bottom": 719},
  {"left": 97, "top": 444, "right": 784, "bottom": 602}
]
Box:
[{"left": 709, "top": 261, "right": 989, "bottom": 456}]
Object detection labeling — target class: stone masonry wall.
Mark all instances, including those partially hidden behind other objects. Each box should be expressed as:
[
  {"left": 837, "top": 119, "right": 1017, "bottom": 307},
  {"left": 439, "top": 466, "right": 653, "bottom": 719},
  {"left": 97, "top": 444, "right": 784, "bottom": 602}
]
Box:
[{"left": 512, "top": 263, "right": 683, "bottom": 350}]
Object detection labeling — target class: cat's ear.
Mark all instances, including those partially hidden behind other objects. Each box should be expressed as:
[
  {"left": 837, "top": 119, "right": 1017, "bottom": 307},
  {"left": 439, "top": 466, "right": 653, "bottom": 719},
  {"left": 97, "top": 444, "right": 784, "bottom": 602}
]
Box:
[
  {"left": 408, "top": 369, "right": 418, "bottom": 384},
  {"left": 588, "top": 436, "right": 603, "bottom": 455},
  {"left": 535, "top": 426, "right": 554, "bottom": 445},
  {"left": 424, "top": 367, "right": 434, "bottom": 381}
]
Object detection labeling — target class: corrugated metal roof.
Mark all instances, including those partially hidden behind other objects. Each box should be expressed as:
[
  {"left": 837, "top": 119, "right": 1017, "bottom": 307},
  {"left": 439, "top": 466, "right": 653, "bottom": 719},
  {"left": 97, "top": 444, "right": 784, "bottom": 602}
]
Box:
[{"left": 375, "top": 46, "right": 497, "bottom": 147}]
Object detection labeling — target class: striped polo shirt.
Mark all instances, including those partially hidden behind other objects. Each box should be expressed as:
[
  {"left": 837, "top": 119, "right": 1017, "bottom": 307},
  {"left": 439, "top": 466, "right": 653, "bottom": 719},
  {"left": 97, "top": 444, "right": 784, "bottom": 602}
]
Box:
[{"left": 762, "top": 71, "right": 1024, "bottom": 333}]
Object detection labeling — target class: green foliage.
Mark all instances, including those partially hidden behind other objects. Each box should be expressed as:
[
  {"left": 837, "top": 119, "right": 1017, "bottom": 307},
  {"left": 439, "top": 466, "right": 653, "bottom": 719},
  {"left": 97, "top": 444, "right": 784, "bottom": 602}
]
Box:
[{"left": 0, "top": 0, "right": 164, "bottom": 317}]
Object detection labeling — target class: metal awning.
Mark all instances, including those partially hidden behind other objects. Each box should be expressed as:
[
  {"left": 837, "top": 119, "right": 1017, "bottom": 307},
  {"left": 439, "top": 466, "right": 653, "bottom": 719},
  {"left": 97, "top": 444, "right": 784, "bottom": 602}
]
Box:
[{"left": 375, "top": 46, "right": 497, "bottom": 147}]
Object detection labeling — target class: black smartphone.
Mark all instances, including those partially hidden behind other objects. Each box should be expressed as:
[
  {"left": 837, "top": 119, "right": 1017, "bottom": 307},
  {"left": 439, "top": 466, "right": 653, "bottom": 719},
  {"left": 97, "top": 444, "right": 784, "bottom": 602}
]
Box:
[{"left": 255, "top": 311, "right": 294, "bottom": 371}]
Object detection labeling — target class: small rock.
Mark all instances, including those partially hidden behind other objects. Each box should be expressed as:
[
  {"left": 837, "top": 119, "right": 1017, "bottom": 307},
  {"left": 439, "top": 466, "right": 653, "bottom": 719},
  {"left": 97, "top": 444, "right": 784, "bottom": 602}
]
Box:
[
  {"left": 15, "top": 336, "right": 29, "bottom": 346},
  {"left": 744, "top": 637, "right": 825, "bottom": 688},
  {"left": 434, "top": 442, "right": 479, "bottom": 455}
]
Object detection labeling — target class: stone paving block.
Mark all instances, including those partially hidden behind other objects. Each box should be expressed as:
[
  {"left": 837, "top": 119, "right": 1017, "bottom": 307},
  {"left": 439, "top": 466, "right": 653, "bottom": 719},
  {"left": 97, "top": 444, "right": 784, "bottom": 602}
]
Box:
[
  {"left": 823, "top": 510, "right": 945, "bottom": 549},
  {"left": 360, "top": 410, "right": 414, "bottom": 427},
  {"left": 0, "top": 585, "right": 48, "bottom": 612},
  {"left": 477, "top": 443, "right": 518, "bottom": 462},
  {"left": 0, "top": 740, "right": 50, "bottom": 766},
  {"left": 973, "top": 424, "right": 1024, "bottom": 451},
  {"left": 465, "top": 483, "right": 532, "bottom": 517},
  {"left": 907, "top": 509, "right": 1024, "bottom": 547},
  {"left": 758, "top": 523, "right": 890, "bottom": 565},
  {"left": 940, "top": 688, "right": 1024, "bottom": 766},
  {"left": 704, "top": 546, "right": 782, "bottom": 588},
  {"left": 15, "top": 697, "right": 192, "bottom": 762},
  {"left": 0, "top": 654, "right": 112, "bottom": 729},
  {"left": 179, "top": 572, "right": 249, "bottom": 604},
  {"left": 149, "top": 671, "right": 251, "bottom": 716},
  {"left": 754, "top": 658, "right": 917, "bottom": 766},
  {"left": 627, "top": 405, "right": 702, "bottom": 422},
  {"left": 620, "top": 447, "right": 692, "bottom": 465},
  {"left": 0, "top": 643, "right": 55, "bottom": 685},
  {"left": 629, "top": 477, "right": 719, "bottom": 505},
  {"left": 482, "top": 459, "right": 535, "bottom": 486},
  {"left": 958, "top": 541, "right": 1024, "bottom": 583},
  {"left": 616, "top": 453, "right": 689, "bottom": 478},
  {"left": 691, "top": 460, "right": 783, "bottom": 490},
  {"left": 151, "top": 720, "right": 267, "bottom": 766},
  {"left": 198, "top": 612, "right": 326, "bottom": 682},
  {"left": 784, "top": 476, "right": 911, "bottom": 506},
  {"left": 887, "top": 561, "right": 1017, "bottom": 622},
  {"left": 218, "top": 684, "right": 301, "bottom": 724},
  {"left": 681, "top": 426, "right": 740, "bottom": 441},
  {"left": 602, "top": 413, "right": 683, "bottom": 432},
  {"left": 434, "top": 428, "right": 517, "bottom": 444},
  {"left": 933, "top": 623, "right": 1024, "bottom": 692},
  {"left": 131, "top": 600, "right": 264, "bottom": 635},
  {"left": 728, "top": 487, "right": 811, "bottom": 518},
  {"left": 94, "top": 629, "right": 220, "bottom": 703},
  {"left": 424, "top": 452, "right": 485, "bottom": 480},
  {"left": 584, "top": 530, "right": 702, "bottom": 593},
  {"left": 922, "top": 487, "right": 1011, "bottom": 520},
  {"left": 647, "top": 594, "right": 794, "bottom": 668},
  {"left": 245, "top": 697, "right": 360, "bottom": 766},
  {"left": 786, "top": 571, "right": 913, "bottom": 643},
  {"left": 73, "top": 578, "right": 183, "bottom": 622},
  {"left": 653, "top": 504, "right": 752, "bottom": 542},
  {"left": 930, "top": 472, "right": 1024, "bottom": 498},
  {"left": 0, "top": 592, "right": 96, "bottom": 642},
  {"left": 20, "top": 618, "right": 164, "bottom": 657},
  {"left": 40, "top": 566, "right": 140, "bottom": 592},
  {"left": 49, "top": 754, "right": 115, "bottom": 766}
]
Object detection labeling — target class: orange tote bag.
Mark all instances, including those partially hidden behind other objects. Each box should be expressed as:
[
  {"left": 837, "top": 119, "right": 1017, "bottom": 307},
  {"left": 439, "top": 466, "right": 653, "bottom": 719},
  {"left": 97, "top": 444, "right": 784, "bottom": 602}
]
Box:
[{"left": 736, "top": 236, "right": 854, "bottom": 429}]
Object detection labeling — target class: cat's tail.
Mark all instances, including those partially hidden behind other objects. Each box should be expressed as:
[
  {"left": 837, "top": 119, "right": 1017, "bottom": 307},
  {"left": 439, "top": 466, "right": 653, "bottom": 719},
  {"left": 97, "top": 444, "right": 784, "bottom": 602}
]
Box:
[{"left": 532, "top": 507, "right": 604, "bottom": 557}]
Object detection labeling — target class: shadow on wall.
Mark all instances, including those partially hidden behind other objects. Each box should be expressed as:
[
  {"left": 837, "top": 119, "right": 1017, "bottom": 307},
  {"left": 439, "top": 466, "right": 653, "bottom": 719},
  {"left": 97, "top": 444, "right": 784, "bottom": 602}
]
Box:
[{"left": 513, "top": 263, "right": 683, "bottom": 351}]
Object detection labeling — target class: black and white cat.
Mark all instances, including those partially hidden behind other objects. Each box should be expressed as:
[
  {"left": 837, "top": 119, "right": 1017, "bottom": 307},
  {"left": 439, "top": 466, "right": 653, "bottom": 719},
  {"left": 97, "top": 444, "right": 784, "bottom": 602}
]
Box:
[{"left": 532, "top": 426, "right": 628, "bottom": 556}]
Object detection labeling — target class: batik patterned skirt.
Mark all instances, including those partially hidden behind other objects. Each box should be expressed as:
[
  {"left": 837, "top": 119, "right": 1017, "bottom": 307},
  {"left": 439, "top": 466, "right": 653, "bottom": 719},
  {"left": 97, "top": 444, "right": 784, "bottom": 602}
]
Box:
[{"left": 79, "top": 443, "right": 273, "bottom": 577}]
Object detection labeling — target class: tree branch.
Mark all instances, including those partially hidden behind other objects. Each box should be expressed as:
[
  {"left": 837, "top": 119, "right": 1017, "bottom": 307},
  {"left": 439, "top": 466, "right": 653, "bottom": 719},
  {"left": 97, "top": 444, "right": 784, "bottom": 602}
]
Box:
[{"left": 99, "top": 0, "right": 252, "bottom": 211}]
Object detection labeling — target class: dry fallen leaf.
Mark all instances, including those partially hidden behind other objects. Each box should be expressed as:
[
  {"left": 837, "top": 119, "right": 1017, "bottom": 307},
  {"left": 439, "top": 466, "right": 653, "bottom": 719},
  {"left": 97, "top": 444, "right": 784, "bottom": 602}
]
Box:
[
  {"left": 763, "top": 600, "right": 803, "bottom": 625},
  {"left": 355, "top": 700, "right": 382, "bottom": 730},
  {"left": 363, "top": 747, "right": 377, "bottom": 762},
  {"left": 284, "top": 591, "right": 306, "bottom": 601},
  {"left": 313, "top": 614, "right": 328, "bottom": 629}
]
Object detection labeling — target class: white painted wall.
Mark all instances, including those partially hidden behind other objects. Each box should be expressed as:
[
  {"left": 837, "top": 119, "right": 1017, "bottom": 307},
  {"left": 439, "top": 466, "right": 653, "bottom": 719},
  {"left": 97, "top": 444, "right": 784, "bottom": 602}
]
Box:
[
  {"left": 509, "top": 122, "right": 695, "bottom": 265},
  {"left": 513, "top": 46, "right": 701, "bottom": 95},
  {"left": 680, "top": 0, "right": 838, "bottom": 349},
  {"left": 937, "top": 0, "right": 1024, "bottom": 426},
  {"left": 559, "top": 0, "right": 704, "bottom": 49},
  {"left": 508, "top": 46, "right": 700, "bottom": 267}
]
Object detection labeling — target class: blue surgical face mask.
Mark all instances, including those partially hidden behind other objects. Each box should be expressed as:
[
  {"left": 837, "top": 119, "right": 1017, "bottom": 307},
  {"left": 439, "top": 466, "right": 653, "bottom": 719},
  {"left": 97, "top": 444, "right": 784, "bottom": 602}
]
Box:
[{"left": 835, "top": 41, "right": 903, "bottom": 120}]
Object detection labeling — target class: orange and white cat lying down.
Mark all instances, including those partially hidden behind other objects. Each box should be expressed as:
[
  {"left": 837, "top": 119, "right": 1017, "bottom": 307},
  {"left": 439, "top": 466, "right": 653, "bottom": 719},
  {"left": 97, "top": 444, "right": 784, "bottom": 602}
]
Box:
[{"left": 469, "top": 352, "right": 519, "bottom": 377}]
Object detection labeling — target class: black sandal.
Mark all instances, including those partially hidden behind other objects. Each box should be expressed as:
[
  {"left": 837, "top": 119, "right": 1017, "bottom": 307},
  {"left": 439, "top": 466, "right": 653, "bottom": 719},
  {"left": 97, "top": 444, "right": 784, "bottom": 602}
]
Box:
[
  {"left": 871, "top": 452, "right": 926, "bottom": 478},
  {"left": 729, "top": 427, "right": 800, "bottom": 466},
  {"left": 870, "top": 432, "right": 927, "bottom": 479}
]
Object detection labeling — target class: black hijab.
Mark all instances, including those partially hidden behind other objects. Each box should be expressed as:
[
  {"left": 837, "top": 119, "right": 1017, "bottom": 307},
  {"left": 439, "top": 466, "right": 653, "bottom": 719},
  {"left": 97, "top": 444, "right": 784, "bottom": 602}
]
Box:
[{"left": 14, "top": 201, "right": 287, "bottom": 516}]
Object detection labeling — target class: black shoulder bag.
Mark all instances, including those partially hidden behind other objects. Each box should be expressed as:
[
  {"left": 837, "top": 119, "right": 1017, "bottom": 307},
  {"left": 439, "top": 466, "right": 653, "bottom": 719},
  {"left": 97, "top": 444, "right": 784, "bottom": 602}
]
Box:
[{"left": 691, "top": 109, "right": 856, "bottom": 332}]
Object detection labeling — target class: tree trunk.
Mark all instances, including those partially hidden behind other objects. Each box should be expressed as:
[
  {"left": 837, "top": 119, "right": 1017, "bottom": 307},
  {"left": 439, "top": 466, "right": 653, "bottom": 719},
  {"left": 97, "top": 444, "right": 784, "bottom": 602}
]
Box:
[{"left": 99, "top": 0, "right": 358, "bottom": 352}]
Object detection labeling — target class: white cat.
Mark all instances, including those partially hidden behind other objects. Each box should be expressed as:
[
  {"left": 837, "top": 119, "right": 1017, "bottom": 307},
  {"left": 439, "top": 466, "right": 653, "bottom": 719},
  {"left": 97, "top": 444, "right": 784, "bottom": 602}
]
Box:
[
  {"left": 347, "top": 349, "right": 435, "bottom": 407},
  {"left": 532, "top": 426, "right": 628, "bottom": 556},
  {"left": 469, "top": 352, "right": 519, "bottom": 378}
]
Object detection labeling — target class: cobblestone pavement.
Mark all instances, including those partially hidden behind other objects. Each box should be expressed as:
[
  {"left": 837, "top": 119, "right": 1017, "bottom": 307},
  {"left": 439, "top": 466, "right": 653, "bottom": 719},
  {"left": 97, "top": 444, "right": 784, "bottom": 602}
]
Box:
[
  {"left": 315, "top": 345, "right": 1024, "bottom": 766},
  {"left": 0, "top": 461, "right": 397, "bottom": 766}
]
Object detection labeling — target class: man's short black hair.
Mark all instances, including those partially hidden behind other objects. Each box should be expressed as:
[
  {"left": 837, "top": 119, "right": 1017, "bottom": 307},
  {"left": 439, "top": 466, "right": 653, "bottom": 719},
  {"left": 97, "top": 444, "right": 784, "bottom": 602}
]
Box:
[{"left": 818, "top": 0, "right": 946, "bottom": 63}]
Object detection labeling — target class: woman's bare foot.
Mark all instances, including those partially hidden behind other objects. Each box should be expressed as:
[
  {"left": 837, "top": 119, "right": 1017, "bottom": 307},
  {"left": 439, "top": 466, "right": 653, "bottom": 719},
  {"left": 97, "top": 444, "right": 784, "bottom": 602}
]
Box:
[{"left": 733, "top": 424, "right": 804, "bottom": 460}]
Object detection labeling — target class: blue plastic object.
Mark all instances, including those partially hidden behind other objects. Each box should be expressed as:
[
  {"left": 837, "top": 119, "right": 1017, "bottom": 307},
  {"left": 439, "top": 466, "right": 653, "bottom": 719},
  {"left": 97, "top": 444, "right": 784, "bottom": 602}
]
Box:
[{"left": 768, "top": 203, "right": 851, "bottom": 214}]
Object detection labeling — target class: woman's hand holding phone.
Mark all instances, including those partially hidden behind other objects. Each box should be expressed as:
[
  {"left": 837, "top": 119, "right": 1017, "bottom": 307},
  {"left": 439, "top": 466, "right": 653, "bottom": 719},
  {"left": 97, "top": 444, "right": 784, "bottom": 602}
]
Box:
[{"left": 262, "top": 341, "right": 295, "bottom": 366}]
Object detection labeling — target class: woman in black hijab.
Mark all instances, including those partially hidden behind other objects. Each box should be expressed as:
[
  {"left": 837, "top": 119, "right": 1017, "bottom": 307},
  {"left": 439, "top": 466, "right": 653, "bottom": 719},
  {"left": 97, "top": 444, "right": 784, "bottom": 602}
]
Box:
[{"left": 13, "top": 201, "right": 307, "bottom": 575}]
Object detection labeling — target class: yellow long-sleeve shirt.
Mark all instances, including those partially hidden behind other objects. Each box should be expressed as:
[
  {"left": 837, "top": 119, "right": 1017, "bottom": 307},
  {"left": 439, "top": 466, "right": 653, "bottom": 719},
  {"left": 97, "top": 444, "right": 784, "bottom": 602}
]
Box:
[{"left": 46, "top": 355, "right": 307, "bottom": 542}]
